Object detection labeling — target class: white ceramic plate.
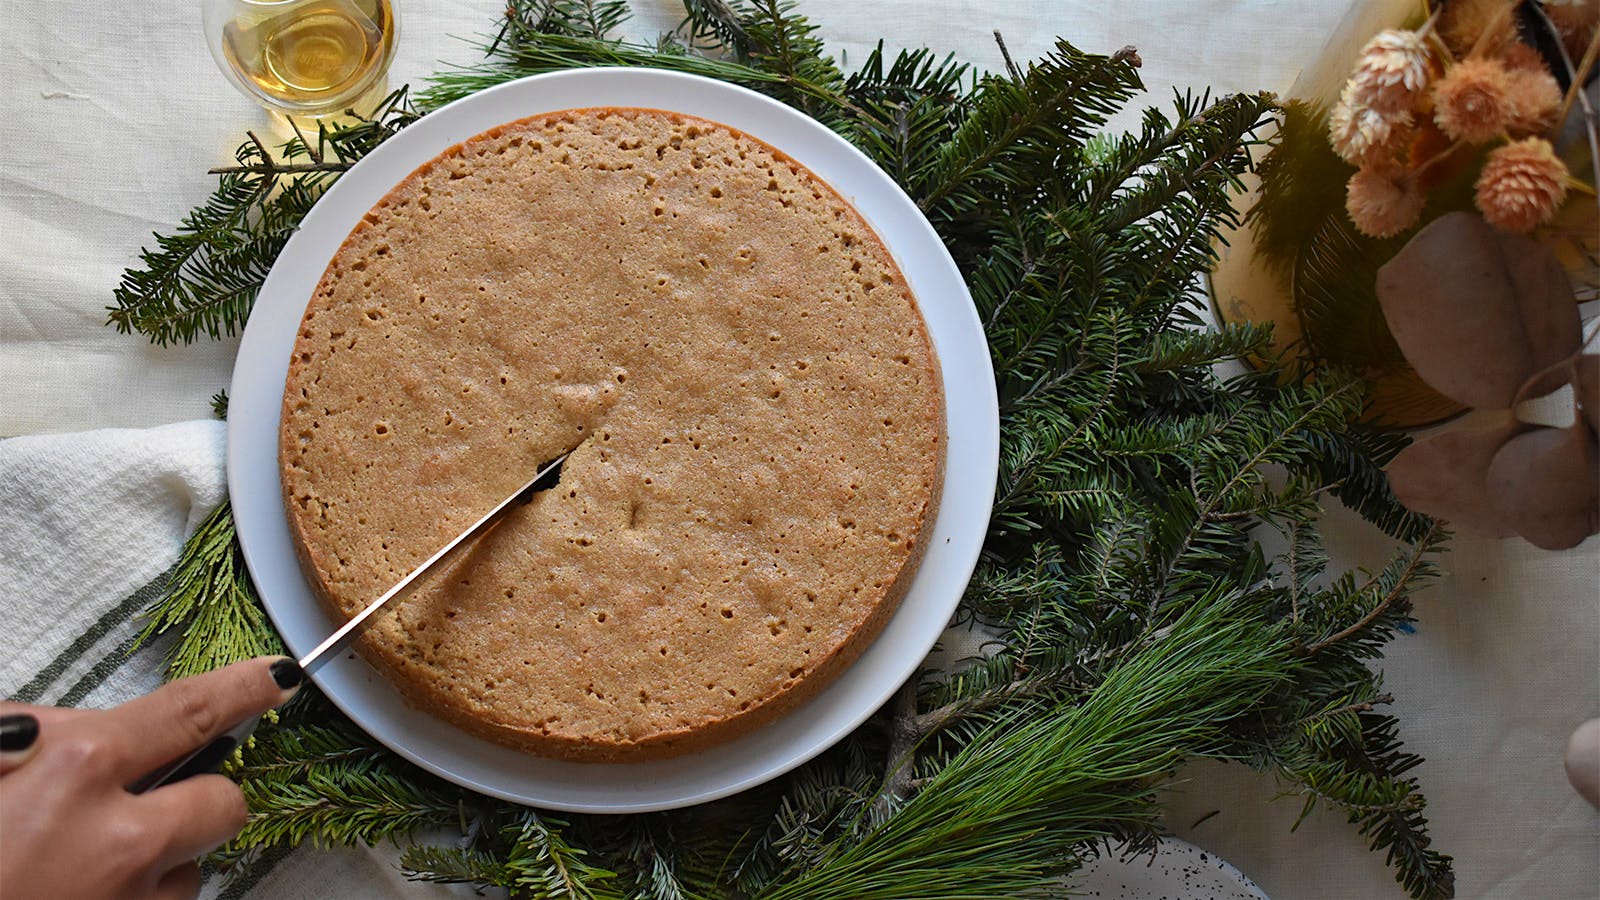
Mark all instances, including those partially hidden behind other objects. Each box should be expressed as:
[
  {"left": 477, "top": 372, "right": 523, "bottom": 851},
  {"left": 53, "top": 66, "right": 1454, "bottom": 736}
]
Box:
[{"left": 228, "top": 67, "right": 999, "bottom": 813}]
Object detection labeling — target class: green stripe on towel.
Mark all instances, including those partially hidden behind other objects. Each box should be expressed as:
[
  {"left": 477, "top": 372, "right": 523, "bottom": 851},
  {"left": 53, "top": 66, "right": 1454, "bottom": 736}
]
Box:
[{"left": 6, "top": 566, "right": 172, "bottom": 703}]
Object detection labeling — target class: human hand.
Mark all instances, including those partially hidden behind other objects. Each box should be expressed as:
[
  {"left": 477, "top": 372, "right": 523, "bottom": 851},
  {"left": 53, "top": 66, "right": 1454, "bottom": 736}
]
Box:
[{"left": 0, "top": 657, "right": 304, "bottom": 900}]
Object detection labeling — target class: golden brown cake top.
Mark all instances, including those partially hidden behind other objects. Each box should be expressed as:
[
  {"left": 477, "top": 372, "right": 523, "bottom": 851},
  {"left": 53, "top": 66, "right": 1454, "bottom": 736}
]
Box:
[{"left": 280, "top": 108, "right": 943, "bottom": 760}]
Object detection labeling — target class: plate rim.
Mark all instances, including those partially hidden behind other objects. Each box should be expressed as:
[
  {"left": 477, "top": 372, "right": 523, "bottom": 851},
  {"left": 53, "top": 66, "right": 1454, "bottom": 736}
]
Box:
[{"left": 228, "top": 66, "right": 999, "bottom": 813}]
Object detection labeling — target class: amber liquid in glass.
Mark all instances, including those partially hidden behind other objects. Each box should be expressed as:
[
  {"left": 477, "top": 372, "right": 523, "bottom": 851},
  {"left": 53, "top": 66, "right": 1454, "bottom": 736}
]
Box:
[{"left": 221, "top": 0, "right": 395, "bottom": 114}]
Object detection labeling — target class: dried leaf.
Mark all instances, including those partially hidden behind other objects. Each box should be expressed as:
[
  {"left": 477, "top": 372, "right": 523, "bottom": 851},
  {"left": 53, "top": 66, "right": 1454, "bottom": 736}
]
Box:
[
  {"left": 1515, "top": 355, "right": 1578, "bottom": 406},
  {"left": 1376, "top": 212, "right": 1579, "bottom": 409},
  {"left": 1576, "top": 354, "right": 1599, "bottom": 435},
  {"left": 1486, "top": 424, "right": 1600, "bottom": 551},
  {"left": 1386, "top": 416, "right": 1525, "bottom": 535}
]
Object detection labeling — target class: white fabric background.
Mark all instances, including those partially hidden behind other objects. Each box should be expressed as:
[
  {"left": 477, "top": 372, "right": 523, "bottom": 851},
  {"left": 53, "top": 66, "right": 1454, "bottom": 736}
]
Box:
[{"left": 1, "top": 1, "right": 1596, "bottom": 897}]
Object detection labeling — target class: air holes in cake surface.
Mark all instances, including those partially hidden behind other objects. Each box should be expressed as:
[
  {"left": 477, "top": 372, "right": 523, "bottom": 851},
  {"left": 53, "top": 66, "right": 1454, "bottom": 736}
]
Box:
[
  {"left": 720, "top": 608, "right": 734, "bottom": 619},
  {"left": 374, "top": 422, "right": 389, "bottom": 435}
]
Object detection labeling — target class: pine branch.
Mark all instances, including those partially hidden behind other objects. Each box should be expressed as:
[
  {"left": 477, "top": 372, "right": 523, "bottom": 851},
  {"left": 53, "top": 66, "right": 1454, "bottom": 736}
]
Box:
[
  {"left": 131, "top": 500, "right": 283, "bottom": 680},
  {"left": 919, "top": 40, "right": 1143, "bottom": 216},
  {"left": 758, "top": 600, "right": 1294, "bottom": 900},
  {"left": 400, "top": 844, "right": 512, "bottom": 888},
  {"left": 1135, "top": 321, "right": 1273, "bottom": 373},
  {"left": 228, "top": 752, "right": 466, "bottom": 854},
  {"left": 502, "top": 811, "right": 622, "bottom": 900},
  {"left": 107, "top": 90, "right": 417, "bottom": 345}
]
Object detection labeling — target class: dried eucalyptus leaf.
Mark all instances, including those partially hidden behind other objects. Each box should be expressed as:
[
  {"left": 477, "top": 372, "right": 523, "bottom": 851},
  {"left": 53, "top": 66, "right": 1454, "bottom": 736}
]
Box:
[
  {"left": 1576, "top": 354, "right": 1599, "bottom": 434},
  {"left": 1515, "top": 355, "right": 1578, "bottom": 407},
  {"left": 1501, "top": 230, "right": 1581, "bottom": 369},
  {"left": 1386, "top": 418, "right": 1524, "bottom": 535},
  {"left": 1485, "top": 424, "right": 1600, "bottom": 551},
  {"left": 1376, "top": 212, "right": 1579, "bottom": 409}
]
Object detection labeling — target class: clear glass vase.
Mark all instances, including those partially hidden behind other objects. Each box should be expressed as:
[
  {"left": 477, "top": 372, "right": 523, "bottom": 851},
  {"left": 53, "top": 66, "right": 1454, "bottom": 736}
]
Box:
[{"left": 203, "top": 0, "right": 399, "bottom": 119}]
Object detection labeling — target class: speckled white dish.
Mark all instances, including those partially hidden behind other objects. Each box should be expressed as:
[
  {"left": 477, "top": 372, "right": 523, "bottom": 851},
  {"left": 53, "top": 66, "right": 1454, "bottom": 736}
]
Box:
[
  {"left": 227, "top": 68, "right": 999, "bottom": 813},
  {"left": 1074, "top": 838, "right": 1270, "bottom": 899}
]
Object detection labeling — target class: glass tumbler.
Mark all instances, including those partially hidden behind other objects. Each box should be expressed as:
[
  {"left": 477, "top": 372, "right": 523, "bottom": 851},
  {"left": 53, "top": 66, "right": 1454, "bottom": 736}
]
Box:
[{"left": 203, "top": 0, "right": 399, "bottom": 119}]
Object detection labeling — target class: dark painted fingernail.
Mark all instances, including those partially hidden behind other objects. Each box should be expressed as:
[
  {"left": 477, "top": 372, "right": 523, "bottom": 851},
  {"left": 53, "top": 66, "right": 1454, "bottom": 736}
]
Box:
[
  {"left": 270, "top": 658, "right": 305, "bottom": 691},
  {"left": 0, "top": 714, "right": 39, "bottom": 753}
]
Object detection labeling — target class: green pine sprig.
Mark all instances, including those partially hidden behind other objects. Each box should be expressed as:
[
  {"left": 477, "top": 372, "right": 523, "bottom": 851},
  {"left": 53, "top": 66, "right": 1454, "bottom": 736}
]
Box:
[
  {"left": 131, "top": 500, "right": 283, "bottom": 680},
  {"left": 107, "top": 90, "right": 418, "bottom": 346}
]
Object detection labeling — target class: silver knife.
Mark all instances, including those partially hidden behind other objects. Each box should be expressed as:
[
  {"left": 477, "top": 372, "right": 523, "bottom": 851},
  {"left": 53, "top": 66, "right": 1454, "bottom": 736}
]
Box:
[
  {"left": 297, "top": 450, "right": 569, "bottom": 674},
  {"left": 132, "top": 452, "right": 569, "bottom": 792}
]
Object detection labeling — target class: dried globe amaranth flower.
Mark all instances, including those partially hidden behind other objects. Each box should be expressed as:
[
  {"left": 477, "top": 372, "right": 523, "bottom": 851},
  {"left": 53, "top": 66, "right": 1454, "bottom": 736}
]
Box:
[
  {"left": 1347, "top": 28, "right": 1435, "bottom": 114},
  {"left": 1329, "top": 90, "right": 1412, "bottom": 166},
  {"left": 1433, "top": 56, "right": 1516, "bottom": 143},
  {"left": 1377, "top": 212, "right": 1598, "bottom": 551},
  {"left": 1346, "top": 165, "right": 1425, "bottom": 237},
  {"left": 1439, "top": 0, "right": 1521, "bottom": 58},
  {"left": 1475, "top": 137, "right": 1569, "bottom": 233},
  {"left": 1327, "top": 28, "right": 1431, "bottom": 167},
  {"left": 1503, "top": 64, "right": 1562, "bottom": 135}
]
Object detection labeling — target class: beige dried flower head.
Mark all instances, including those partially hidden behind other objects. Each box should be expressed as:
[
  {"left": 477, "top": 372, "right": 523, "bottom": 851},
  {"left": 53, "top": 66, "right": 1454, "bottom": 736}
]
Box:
[
  {"left": 1500, "top": 42, "right": 1546, "bottom": 73},
  {"left": 1440, "top": 0, "right": 1520, "bottom": 58},
  {"left": 1433, "top": 57, "right": 1516, "bottom": 143},
  {"left": 1346, "top": 28, "right": 1434, "bottom": 114},
  {"left": 1329, "top": 84, "right": 1413, "bottom": 166},
  {"left": 1347, "top": 164, "right": 1425, "bottom": 238},
  {"left": 1475, "top": 137, "right": 1569, "bottom": 233},
  {"left": 1503, "top": 64, "right": 1563, "bottom": 135}
]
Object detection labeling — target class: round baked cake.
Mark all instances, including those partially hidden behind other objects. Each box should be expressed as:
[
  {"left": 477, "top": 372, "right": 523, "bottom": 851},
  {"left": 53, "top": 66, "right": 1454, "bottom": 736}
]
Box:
[{"left": 280, "top": 108, "right": 944, "bottom": 761}]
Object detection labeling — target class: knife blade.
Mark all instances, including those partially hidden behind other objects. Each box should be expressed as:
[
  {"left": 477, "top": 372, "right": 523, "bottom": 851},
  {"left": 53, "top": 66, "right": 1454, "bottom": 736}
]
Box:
[
  {"left": 298, "top": 450, "right": 570, "bottom": 674},
  {"left": 132, "top": 451, "right": 568, "bottom": 793}
]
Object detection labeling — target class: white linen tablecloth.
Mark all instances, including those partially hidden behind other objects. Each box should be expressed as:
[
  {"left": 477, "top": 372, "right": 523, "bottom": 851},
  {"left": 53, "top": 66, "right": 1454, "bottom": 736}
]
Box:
[{"left": 2, "top": 1, "right": 1596, "bottom": 897}]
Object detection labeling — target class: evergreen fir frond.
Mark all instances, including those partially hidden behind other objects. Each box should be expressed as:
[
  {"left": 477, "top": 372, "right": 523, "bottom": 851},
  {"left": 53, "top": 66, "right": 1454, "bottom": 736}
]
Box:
[
  {"left": 679, "top": 0, "right": 757, "bottom": 55},
  {"left": 494, "top": 0, "right": 632, "bottom": 52},
  {"left": 400, "top": 843, "right": 511, "bottom": 889},
  {"left": 108, "top": 91, "right": 417, "bottom": 345},
  {"left": 132, "top": 500, "right": 282, "bottom": 680},
  {"left": 1135, "top": 322, "right": 1273, "bottom": 373},
  {"left": 920, "top": 40, "right": 1143, "bottom": 218},
  {"left": 841, "top": 44, "right": 971, "bottom": 191},
  {"left": 420, "top": 33, "right": 792, "bottom": 111},
  {"left": 210, "top": 389, "right": 230, "bottom": 420},
  {"left": 229, "top": 761, "right": 466, "bottom": 853},
  {"left": 106, "top": 152, "right": 274, "bottom": 346},
  {"left": 503, "top": 810, "right": 623, "bottom": 900},
  {"left": 1303, "top": 424, "right": 1435, "bottom": 543}
]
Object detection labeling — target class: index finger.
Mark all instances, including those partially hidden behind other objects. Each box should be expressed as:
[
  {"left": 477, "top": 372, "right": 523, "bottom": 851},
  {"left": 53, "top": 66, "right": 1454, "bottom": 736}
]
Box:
[
  {"left": 103, "top": 657, "right": 302, "bottom": 778},
  {"left": 0, "top": 704, "right": 90, "bottom": 775}
]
